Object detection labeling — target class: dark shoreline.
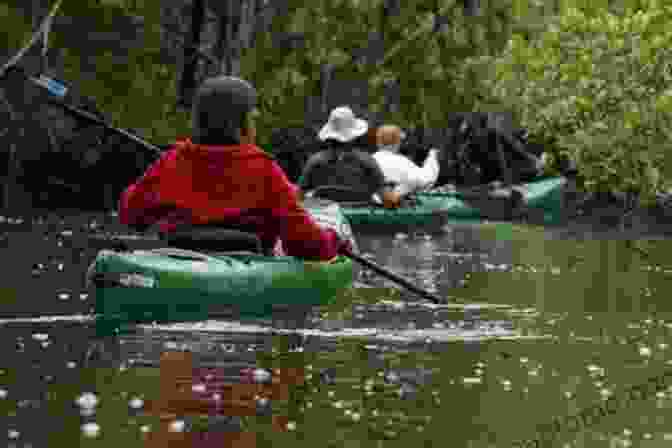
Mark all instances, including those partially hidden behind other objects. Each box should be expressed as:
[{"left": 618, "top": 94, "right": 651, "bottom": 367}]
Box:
[{"left": 0, "top": 184, "right": 671, "bottom": 241}]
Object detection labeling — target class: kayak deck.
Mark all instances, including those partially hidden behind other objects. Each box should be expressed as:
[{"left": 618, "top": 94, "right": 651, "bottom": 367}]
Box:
[
  {"left": 90, "top": 249, "right": 354, "bottom": 326},
  {"left": 341, "top": 176, "right": 567, "bottom": 231}
]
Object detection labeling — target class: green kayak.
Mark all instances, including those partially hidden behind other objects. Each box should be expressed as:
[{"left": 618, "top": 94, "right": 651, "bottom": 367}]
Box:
[
  {"left": 87, "top": 198, "right": 356, "bottom": 326},
  {"left": 336, "top": 176, "right": 568, "bottom": 232}
]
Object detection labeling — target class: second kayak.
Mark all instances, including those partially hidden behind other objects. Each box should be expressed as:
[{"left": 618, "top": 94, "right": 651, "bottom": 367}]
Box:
[{"left": 339, "top": 176, "right": 568, "bottom": 232}]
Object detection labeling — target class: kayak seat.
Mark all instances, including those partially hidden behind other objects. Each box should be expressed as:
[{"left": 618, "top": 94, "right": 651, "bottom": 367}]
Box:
[
  {"left": 161, "top": 226, "right": 264, "bottom": 255},
  {"left": 310, "top": 185, "right": 422, "bottom": 209},
  {"left": 310, "top": 185, "right": 378, "bottom": 205}
]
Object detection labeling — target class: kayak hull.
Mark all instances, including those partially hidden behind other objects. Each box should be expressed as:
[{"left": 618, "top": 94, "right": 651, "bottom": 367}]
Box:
[
  {"left": 341, "top": 176, "right": 567, "bottom": 232},
  {"left": 91, "top": 251, "right": 354, "bottom": 325}
]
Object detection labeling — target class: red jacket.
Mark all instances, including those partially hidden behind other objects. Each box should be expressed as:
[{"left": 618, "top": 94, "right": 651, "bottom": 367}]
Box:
[{"left": 118, "top": 139, "right": 341, "bottom": 260}]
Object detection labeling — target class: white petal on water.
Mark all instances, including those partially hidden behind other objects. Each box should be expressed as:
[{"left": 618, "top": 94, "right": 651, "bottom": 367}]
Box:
[
  {"left": 639, "top": 346, "right": 652, "bottom": 357},
  {"left": 32, "top": 333, "right": 49, "bottom": 341},
  {"left": 8, "top": 430, "right": 19, "bottom": 439},
  {"left": 81, "top": 423, "right": 100, "bottom": 438},
  {"left": 462, "top": 377, "right": 482, "bottom": 385},
  {"left": 253, "top": 369, "right": 271, "bottom": 383},
  {"left": 129, "top": 397, "right": 144, "bottom": 409},
  {"left": 169, "top": 420, "right": 185, "bottom": 432},
  {"left": 76, "top": 392, "right": 99, "bottom": 409}
]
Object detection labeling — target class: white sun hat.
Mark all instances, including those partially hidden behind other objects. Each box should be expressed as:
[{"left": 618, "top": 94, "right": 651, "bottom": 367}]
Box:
[{"left": 318, "top": 106, "right": 369, "bottom": 142}]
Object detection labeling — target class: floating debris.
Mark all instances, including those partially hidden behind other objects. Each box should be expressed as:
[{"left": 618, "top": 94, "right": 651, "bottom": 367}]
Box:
[
  {"left": 241, "top": 368, "right": 271, "bottom": 384},
  {"left": 81, "top": 422, "right": 100, "bottom": 438},
  {"left": 169, "top": 420, "right": 185, "bottom": 432},
  {"left": 76, "top": 392, "right": 99, "bottom": 410}
]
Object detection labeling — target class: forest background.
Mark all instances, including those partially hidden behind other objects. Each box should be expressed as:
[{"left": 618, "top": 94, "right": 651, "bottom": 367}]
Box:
[{"left": 0, "top": 0, "right": 669, "bottom": 207}]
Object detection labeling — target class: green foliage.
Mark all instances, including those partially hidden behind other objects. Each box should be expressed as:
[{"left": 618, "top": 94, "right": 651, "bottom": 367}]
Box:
[
  {"left": 1, "top": 0, "right": 190, "bottom": 144},
  {"left": 2, "top": 0, "right": 516, "bottom": 151},
  {"left": 461, "top": 0, "right": 672, "bottom": 205},
  {"left": 242, "top": 0, "right": 516, "bottom": 135}
]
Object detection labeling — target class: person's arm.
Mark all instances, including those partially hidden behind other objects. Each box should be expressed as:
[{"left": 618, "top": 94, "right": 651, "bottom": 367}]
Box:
[
  {"left": 297, "top": 152, "right": 323, "bottom": 193},
  {"left": 415, "top": 148, "right": 441, "bottom": 190},
  {"left": 266, "top": 161, "right": 343, "bottom": 261},
  {"left": 118, "top": 148, "right": 181, "bottom": 230},
  {"left": 358, "top": 151, "right": 401, "bottom": 208}
]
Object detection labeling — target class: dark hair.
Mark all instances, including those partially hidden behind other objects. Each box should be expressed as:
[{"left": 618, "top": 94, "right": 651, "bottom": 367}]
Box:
[
  {"left": 192, "top": 109, "right": 250, "bottom": 145},
  {"left": 191, "top": 76, "right": 257, "bottom": 145}
]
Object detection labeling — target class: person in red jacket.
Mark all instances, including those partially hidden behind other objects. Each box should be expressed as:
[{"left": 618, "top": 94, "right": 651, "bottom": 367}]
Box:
[{"left": 118, "top": 76, "right": 349, "bottom": 261}]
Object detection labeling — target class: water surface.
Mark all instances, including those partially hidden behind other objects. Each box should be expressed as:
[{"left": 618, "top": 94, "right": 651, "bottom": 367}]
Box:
[{"left": 0, "top": 213, "right": 671, "bottom": 447}]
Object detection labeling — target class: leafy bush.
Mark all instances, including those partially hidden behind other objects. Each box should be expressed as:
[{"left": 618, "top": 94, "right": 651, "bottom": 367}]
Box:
[{"left": 461, "top": 2, "right": 672, "bottom": 205}]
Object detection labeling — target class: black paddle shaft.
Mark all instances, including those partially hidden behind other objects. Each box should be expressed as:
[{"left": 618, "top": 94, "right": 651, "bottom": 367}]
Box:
[{"left": 340, "top": 248, "right": 444, "bottom": 304}]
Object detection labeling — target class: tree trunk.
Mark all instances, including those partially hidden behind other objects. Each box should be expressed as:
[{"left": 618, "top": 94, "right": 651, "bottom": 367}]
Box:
[
  {"left": 178, "top": 0, "right": 206, "bottom": 108},
  {"left": 319, "top": 64, "right": 333, "bottom": 116},
  {"left": 213, "top": 0, "right": 243, "bottom": 77}
]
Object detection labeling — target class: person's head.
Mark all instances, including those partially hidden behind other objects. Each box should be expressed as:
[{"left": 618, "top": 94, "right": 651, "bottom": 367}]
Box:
[
  {"left": 191, "top": 75, "right": 259, "bottom": 146},
  {"left": 318, "top": 106, "right": 369, "bottom": 145},
  {"left": 376, "top": 125, "right": 406, "bottom": 152}
]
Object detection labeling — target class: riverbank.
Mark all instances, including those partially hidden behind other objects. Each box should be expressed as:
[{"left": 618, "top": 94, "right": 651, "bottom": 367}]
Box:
[{"left": 548, "top": 177, "right": 672, "bottom": 240}]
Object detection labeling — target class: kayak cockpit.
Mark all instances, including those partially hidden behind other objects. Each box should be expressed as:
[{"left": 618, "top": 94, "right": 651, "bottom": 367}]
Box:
[{"left": 160, "top": 226, "right": 265, "bottom": 254}]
